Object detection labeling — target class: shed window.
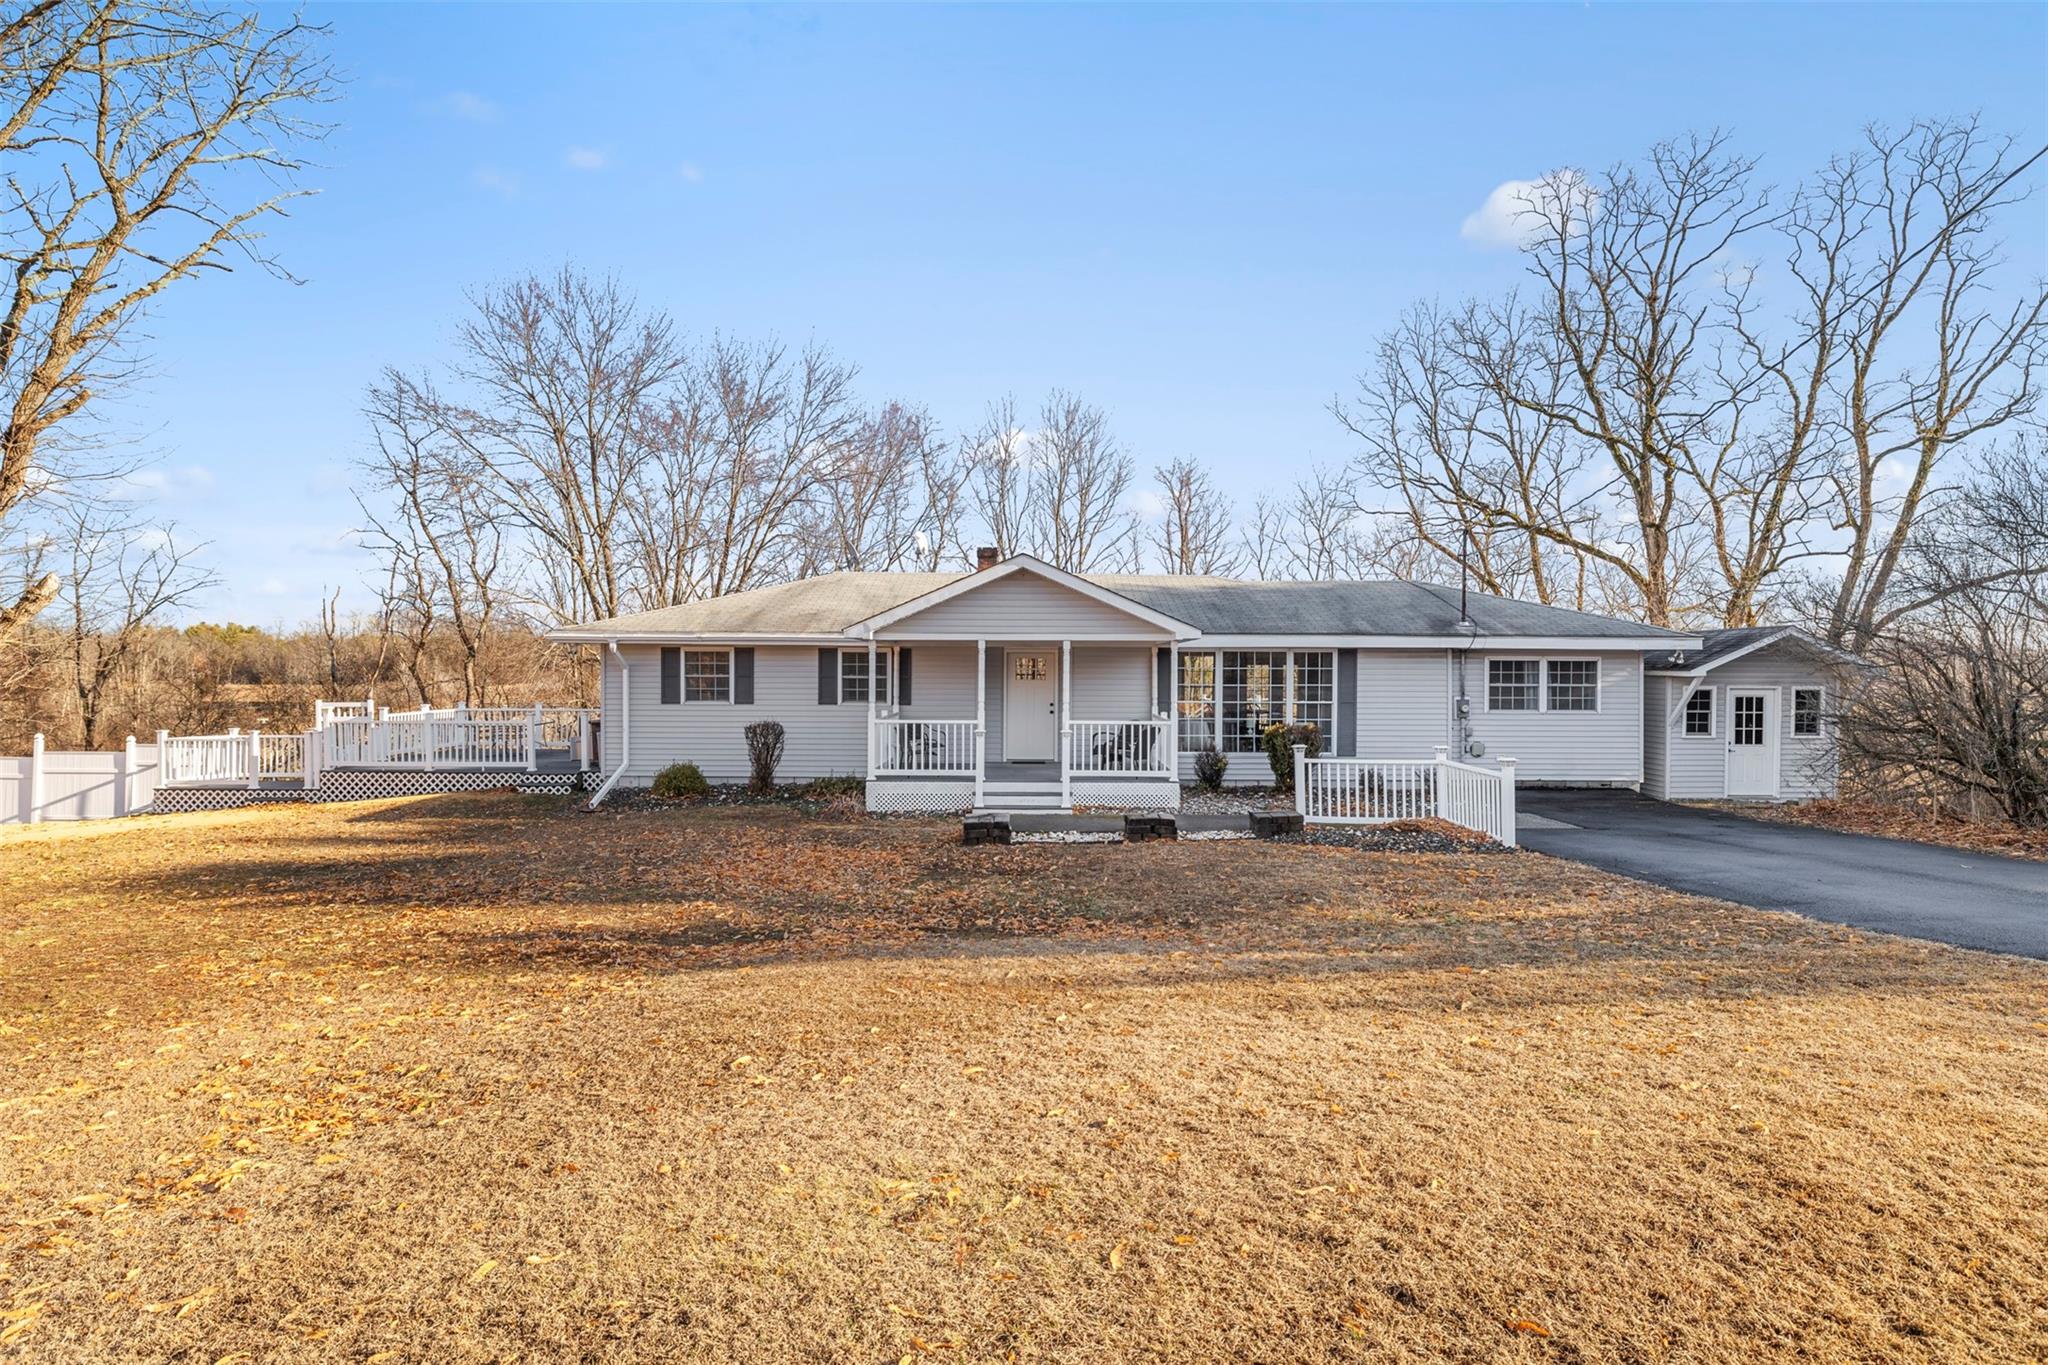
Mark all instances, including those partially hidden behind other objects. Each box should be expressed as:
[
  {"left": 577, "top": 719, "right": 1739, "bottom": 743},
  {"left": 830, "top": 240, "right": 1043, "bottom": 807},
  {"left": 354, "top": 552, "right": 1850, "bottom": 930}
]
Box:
[
  {"left": 683, "top": 650, "right": 731, "bottom": 703},
  {"left": 1682, "top": 687, "right": 1714, "bottom": 737},
  {"left": 841, "top": 649, "right": 892, "bottom": 705},
  {"left": 1487, "top": 660, "right": 1540, "bottom": 712},
  {"left": 1793, "top": 688, "right": 1823, "bottom": 736}
]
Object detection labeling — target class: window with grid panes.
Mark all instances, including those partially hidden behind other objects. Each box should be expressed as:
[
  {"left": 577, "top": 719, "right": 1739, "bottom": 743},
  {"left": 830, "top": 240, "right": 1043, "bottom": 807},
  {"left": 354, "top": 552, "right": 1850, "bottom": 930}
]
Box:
[
  {"left": 1487, "top": 659, "right": 1539, "bottom": 711},
  {"left": 683, "top": 650, "right": 730, "bottom": 703},
  {"left": 1177, "top": 653, "right": 1216, "bottom": 751},
  {"left": 1220, "top": 651, "right": 1285, "bottom": 752},
  {"left": 1546, "top": 659, "right": 1598, "bottom": 711},
  {"left": 1290, "top": 651, "right": 1335, "bottom": 744}
]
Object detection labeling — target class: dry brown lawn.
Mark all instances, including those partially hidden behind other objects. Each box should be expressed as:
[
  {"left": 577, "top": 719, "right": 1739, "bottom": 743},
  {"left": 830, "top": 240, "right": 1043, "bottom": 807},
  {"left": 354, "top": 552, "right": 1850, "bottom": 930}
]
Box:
[
  {"left": 1726, "top": 797, "right": 2048, "bottom": 862},
  {"left": 2, "top": 795, "right": 2044, "bottom": 1363}
]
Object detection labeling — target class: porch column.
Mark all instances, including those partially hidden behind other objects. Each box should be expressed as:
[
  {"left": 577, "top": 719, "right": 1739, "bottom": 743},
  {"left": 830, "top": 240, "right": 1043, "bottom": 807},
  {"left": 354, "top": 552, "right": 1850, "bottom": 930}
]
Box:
[
  {"left": 974, "top": 638, "right": 987, "bottom": 810},
  {"left": 1059, "top": 639, "right": 1072, "bottom": 810},
  {"left": 866, "top": 637, "right": 878, "bottom": 778}
]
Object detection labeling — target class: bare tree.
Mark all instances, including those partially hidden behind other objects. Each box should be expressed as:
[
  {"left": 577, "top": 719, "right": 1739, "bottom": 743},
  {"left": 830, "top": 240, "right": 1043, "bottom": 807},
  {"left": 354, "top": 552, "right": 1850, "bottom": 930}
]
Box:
[
  {"left": 359, "top": 370, "right": 509, "bottom": 705},
  {"left": 962, "top": 397, "right": 1031, "bottom": 559},
  {"left": 1838, "top": 441, "right": 2047, "bottom": 824},
  {"left": 1150, "top": 457, "right": 1240, "bottom": 575},
  {"left": 1814, "top": 121, "right": 2048, "bottom": 649},
  {"left": 1026, "top": 391, "right": 1137, "bottom": 572},
  {"left": 440, "top": 269, "right": 689, "bottom": 624},
  {"left": 0, "top": 1, "right": 330, "bottom": 645},
  {"left": 54, "top": 504, "right": 214, "bottom": 747}
]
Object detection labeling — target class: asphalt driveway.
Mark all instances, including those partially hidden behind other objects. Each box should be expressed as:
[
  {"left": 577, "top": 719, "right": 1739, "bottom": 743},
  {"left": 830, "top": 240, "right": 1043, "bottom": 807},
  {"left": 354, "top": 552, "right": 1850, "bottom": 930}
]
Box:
[{"left": 1516, "top": 789, "right": 2047, "bottom": 959}]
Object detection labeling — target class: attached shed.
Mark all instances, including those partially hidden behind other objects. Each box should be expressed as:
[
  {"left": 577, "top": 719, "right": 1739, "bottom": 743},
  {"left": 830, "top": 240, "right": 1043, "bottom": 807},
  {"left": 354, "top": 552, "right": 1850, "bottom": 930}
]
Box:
[{"left": 1641, "top": 627, "right": 1870, "bottom": 802}]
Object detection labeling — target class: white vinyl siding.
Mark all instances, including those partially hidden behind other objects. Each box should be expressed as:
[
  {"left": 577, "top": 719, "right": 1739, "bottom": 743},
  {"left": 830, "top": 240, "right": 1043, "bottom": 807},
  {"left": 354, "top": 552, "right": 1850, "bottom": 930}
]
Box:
[
  {"left": 1466, "top": 652, "right": 1642, "bottom": 784},
  {"left": 603, "top": 645, "right": 865, "bottom": 782},
  {"left": 1358, "top": 650, "right": 1452, "bottom": 760},
  {"left": 879, "top": 570, "right": 1169, "bottom": 639},
  {"left": 1656, "top": 648, "right": 1841, "bottom": 800}
]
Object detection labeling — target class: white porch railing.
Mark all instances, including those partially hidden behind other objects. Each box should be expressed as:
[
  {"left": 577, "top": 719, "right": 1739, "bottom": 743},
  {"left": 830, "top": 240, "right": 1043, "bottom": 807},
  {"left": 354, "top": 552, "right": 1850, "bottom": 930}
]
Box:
[
  {"left": 1294, "top": 744, "right": 1518, "bottom": 845},
  {"left": 1066, "top": 720, "right": 1173, "bottom": 777},
  {"left": 259, "top": 732, "right": 309, "bottom": 783},
  {"left": 874, "top": 719, "right": 979, "bottom": 775}
]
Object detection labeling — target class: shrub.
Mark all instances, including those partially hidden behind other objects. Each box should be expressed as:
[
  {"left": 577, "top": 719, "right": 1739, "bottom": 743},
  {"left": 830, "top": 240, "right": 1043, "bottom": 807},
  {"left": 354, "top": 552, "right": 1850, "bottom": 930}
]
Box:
[
  {"left": 799, "top": 774, "right": 864, "bottom": 802},
  {"left": 1194, "top": 746, "right": 1228, "bottom": 791},
  {"left": 1261, "top": 721, "right": 1323, "bottom": 790},
  {"left": 649, "top": 761, "right": 709, "bottom": 800},
  {"left": 744, "top": 720, "right": 786, "bottom": 792}
]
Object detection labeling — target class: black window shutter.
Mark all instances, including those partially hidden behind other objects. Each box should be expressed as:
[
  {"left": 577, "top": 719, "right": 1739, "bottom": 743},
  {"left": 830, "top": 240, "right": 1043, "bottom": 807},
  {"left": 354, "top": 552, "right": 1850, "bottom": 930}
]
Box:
[
  {"left": 817, "top": 648, "right": 839, "bottom": 705},
  {"left": 1336, "top": 649, "right": 1358, "bottom": 756},
  {"left": 732, "top": 647, "right": 755, "bottom": 706},
  {"left": 660, "top": 647, "right": 681, "bottom": 705},
  {"left": 896, "top": 648, "right": 912, "bottom": 706},
  {"left": 1155, "top": 648, "right": 1172, "bottom": 715}
]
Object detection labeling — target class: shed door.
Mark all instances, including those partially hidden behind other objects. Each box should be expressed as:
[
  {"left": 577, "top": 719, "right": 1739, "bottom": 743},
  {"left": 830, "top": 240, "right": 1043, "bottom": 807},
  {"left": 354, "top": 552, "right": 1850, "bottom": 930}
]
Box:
[
  {"left": 1727, "top": 689, "right": 1778, "bottom": 797},
  {"left": 1003, "top": 651, "right": 1057, "bottom": 761}
]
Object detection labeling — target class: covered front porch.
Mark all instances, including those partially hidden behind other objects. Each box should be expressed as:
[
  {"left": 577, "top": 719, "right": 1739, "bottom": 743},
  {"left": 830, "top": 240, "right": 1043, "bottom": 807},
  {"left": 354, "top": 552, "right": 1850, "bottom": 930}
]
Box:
[{"left": 862, "top": 637, "right": 1182, "bottom": 813}]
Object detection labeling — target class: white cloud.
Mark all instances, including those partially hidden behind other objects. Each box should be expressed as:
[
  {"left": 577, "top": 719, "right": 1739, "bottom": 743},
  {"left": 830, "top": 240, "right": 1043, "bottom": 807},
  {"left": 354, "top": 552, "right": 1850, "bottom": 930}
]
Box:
[
  {"left": 565, "top": 146, "right": 610, "bottom": 171},
  {"left": 120, "top": 464, "right": 215, "bottom": 499},
  {"left": 1128, "top": 487, "right": 1168, "bottom": 520},
  {"left": 1460, "top": 171, "right": 1597, "bottom": 249},
  {"left": 428, "top": 90, "right": 499, "bottom": 123},
  {"left": 256, "top": 576, "right": 290, "bottom": 597},
  {"left": 472, "top": 165, "right": 519, "bottom": 198},
  {"left": 678, "top": 161, "right": 705, "bottom": 184}
]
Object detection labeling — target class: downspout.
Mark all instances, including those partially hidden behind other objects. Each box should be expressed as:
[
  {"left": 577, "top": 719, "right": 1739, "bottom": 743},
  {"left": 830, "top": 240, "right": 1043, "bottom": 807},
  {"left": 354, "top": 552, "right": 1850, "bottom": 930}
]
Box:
[{"left": 584, "top": 639, "right": 630, "bottom": 811}]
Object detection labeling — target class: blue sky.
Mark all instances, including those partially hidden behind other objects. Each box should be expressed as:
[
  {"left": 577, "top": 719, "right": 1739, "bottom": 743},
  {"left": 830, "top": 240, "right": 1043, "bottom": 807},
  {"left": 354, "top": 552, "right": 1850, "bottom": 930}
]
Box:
[{"left": 117, "top": 2, "right": 2048, "bottom": 625}]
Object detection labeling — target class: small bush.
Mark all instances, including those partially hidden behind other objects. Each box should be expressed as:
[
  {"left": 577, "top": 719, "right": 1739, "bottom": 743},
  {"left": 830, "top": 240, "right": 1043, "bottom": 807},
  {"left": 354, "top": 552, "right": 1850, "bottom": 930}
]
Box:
[
  {"left": 744, "top": 720, "right": 786, "bottom": 792},
  {"left": 1194, "top": 746, "right": 1228, "bottom": 791},
  {"left": 1261, "top": 722, "right": 1323, "bottom": 790},
  {"left": 649, "top": 762, "right": 709, "bottom": 800},
  {"left": 800, "top": 774, "right": 864, "bottom": 802}
]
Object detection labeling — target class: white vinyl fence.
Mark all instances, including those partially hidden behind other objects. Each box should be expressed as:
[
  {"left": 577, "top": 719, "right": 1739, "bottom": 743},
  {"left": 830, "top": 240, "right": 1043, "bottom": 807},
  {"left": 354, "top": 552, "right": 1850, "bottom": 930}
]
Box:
[
  {"left": 0, "top": 735, "right": 162, "bottom": 826},
  {"left": 1293, "top": 744, "right": 1518, "bottom": 846}
]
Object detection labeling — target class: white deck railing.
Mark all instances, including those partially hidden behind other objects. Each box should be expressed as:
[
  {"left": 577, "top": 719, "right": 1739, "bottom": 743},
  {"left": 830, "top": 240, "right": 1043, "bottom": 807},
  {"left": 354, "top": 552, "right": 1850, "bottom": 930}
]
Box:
[
  {"left": 1295, "top": 745, "right": 1518, "bottom": 845},
  {"left": 325, "top": 715, "right": 534, "bottom": 770},
  {"left": 1067, "top": 720, "right": 1173, "bottom": 776},
  {"left": 162, "top": 733, "right": 252, "bottom": 786},
  {"left": 874, "top": 719, "right": 979, "bottom": 775}
]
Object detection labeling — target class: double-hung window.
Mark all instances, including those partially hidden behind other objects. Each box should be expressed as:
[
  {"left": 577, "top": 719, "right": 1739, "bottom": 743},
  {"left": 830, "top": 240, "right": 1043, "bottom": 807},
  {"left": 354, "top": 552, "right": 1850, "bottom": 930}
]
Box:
[
  {"left": 1487, "top": 660, "right": 1540, "bottom": 711},
  {"left": 1177, "top": 652, "right": 1217, "bottom": 751},
  {"left": 1682, "top": 686, "right": 1715, "bottom": 737},
  {"left": 1546, "top": 659, "right": 1599, "bottom": 712},
  {"left": 682, "top": 650, "right": 730, "bottom": 703},
  {"left": 1793, "top": 687, "right": 1823, "bottom": 736},
  {"left": 841, "top": 649, "right": 892, "bottom": 706}
]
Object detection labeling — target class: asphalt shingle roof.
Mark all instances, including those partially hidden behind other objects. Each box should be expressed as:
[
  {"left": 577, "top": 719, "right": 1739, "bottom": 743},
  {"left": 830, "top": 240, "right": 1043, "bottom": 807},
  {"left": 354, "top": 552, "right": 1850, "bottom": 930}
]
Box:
[{"left": 556, "top": 568, "right": 1695, "bottom": 643}]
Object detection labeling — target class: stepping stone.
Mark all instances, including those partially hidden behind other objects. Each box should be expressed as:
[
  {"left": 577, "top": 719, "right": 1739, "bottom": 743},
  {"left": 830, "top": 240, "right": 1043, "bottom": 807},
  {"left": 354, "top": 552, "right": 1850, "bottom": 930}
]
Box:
[
  {"left": 962, "top": 813, "right": 1012, "bottom": 846},
  {"left": 1249, "top": 810, "right": 1305, "bottom": 839}
]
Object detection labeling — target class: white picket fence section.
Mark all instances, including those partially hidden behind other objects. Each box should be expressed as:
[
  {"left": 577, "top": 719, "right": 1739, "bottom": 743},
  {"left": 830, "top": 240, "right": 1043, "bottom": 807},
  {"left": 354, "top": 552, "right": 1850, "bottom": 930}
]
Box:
[
  {"left": 1293, "top": 744, "right": 1518, "bottom": 845},
  {"left": 1, "top": 736, "right": 163, "bottom": 825},
  {"left": 1066, "top": 719, "right": 1173, "bottom": 776}
]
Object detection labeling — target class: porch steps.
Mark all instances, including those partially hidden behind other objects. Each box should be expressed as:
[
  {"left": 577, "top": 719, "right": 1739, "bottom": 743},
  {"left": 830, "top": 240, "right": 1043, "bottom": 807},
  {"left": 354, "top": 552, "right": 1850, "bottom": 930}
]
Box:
[{"left": 975, "top": 780, "right": 1067, "bottom": 814}]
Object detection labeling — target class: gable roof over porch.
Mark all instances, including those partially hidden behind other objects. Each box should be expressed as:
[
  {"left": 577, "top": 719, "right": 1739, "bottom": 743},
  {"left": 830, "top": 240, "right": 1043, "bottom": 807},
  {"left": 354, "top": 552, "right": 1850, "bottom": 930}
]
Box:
[{"left": 849, "top": 555, "right": 1201, "bottom": 641}]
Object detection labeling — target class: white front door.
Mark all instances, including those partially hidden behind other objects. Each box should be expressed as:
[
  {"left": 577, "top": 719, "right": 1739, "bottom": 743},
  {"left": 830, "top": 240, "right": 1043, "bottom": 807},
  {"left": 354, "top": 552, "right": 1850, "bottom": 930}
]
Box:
[
  {"left": 1004, "top": 650, "right": 1058, "bottom": 761},
  {"left": 1727, "top": 688, "right": 1779, "bottom": 797}
]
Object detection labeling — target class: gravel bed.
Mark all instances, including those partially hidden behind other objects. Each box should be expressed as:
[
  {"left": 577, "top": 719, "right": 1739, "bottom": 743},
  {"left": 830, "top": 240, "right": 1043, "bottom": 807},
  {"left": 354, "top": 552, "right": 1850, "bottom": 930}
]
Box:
[
  {"left": 1175, "top": 785, "right": 1295, "bottom": 814},
  {"left": 1283, "top": 821, "right": 1507, "bottom": 854}
]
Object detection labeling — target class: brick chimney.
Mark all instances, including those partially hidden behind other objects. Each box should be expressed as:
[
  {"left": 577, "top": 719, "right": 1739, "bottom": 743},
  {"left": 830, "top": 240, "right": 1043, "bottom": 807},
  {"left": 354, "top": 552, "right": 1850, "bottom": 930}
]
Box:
[{"left": 975, "top": 546, "right": 1000, "bottom": 571}]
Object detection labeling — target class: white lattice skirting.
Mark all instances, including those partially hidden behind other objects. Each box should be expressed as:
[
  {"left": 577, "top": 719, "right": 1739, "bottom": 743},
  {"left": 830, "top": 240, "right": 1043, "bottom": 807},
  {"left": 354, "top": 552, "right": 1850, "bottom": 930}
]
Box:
[
  {"left": 151, "top": 769, "right": 584, "bottom": 814},
  {"left": 866, "top": 780, "right": 975, "bottom": 814},
  {"left": 1071, "top": 781, "right": 1181, "bottom": 811}
]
